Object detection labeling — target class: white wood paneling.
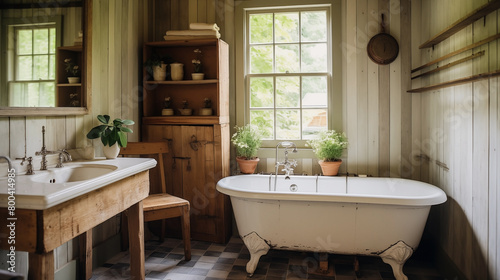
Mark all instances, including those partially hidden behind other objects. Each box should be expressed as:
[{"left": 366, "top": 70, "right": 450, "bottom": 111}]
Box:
[{"left": 413, "top": 0, "right": 500, "bottom": 278}]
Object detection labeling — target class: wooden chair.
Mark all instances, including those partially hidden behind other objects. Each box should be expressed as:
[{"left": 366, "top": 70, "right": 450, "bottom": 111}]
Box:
[{"left": 120, "top": 141, "right": 191, "bottom": 261}]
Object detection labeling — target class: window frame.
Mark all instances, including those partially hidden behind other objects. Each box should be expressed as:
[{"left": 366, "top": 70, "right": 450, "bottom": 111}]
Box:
[
  {"left": 235, "top": 0, "right": 342, "bottom": 148},
  {"left": 1, "top": 16, "right": 61, "bottom": 107}
]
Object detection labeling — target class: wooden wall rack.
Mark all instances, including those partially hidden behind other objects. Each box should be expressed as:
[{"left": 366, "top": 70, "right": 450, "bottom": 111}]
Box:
[
  {"left": 408, "top": 69, "right": 500, "bottom": 93},
  {"left": 411, "top": 51, "right": 485, "bottom": 80},
  {"left": 419, "top": 0, "right": 500, "bottom": 49},
  {"left": 412, "top": 33, "right": 500, "bottom": 73}
]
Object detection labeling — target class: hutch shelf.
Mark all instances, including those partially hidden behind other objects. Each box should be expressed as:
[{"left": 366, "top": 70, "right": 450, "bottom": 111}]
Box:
[{"left": 141, "top": 38, "right": 231, "bottom": 243}]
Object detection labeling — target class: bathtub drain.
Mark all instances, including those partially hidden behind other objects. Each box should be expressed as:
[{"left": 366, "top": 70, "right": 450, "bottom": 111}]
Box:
[{"left": 290, "top": 184, "right": 298, "bottom": 192}]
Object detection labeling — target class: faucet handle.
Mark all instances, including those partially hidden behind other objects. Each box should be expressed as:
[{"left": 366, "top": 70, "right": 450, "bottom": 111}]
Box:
[
  {"left": 290, "top": 159, "right": 297, "bottom": 167},
  {"left": 16, "top": 156, "right": 27, "bottom": 165},
  {"left": 16, "top": 156, "right": 34, "bottom": 175}
]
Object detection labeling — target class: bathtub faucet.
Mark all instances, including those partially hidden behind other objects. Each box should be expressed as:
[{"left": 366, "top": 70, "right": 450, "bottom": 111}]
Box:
[{"left": 275, "top": 142, "right": 298, "bottom": 188}]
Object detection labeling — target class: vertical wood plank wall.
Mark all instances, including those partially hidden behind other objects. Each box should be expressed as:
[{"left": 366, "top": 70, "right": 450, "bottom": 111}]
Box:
[
  {"left": 0, "top": 0, "right": 147, "bottom": 274},
  {"left": 412, "top": 0, "right": 499, "bottom": 279}
]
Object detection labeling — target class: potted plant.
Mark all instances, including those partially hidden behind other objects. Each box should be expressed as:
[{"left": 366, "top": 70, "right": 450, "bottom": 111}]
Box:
[
  {"left": 64, "top": 58, "right": 80, "bottom": 83},
  {"left": 144, "top": 54, "right": 172, "bottom": 81},
  {"left": 307, "top": 130, "right": 348, "bottom": 176},
  {"left": 162, "top": 97, "right": 174, "bottom": 116},
  {"left": 86, "top": 115, "right": 135, "bottom": 159},
  {"left": 199, "top": 98, "right": 212, "bottom": 116},
  {"left": 191, "top": 48, "right": 204, "bottom": 80},
  {"left": 231, "top": 124, "right": 262, "bottom": 174},
  {"left": 178, "top": 100, "right": 192, "bottom": 116}
]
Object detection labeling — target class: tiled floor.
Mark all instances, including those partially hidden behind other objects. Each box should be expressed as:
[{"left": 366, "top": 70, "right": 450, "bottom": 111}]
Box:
[{"left": 91, "top": 237, "right": 445, "bottom": 280}]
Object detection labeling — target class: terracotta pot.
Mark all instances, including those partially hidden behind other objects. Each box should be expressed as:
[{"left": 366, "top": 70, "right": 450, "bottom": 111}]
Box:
[
  {"left": 199, "top": 108, "right": 212, "bottom": 116},
  {"left": 236, "top": 156, "right": 260, "bottom": 174},
  {"left": 103, "top": 143, "right": 120, "bottom": 159},
  {"left": 153, "top": 63, "right": 167, "bottom": 81},
  {"left": 192, "top": 73, "right": 205, "bottom": 80},
  {"left": 319, "top": 160, "right": 342, "bottom": 176},
  {"left": 67, "top": 77, "right": 80, "bottom": 84}
]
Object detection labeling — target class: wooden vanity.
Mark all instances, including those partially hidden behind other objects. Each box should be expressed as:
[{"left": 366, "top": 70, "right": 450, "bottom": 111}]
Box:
[{"left": 0, "top": 158, "right": 156, "bottom": 280}]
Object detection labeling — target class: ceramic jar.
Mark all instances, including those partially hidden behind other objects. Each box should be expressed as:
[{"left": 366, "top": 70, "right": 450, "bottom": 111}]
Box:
[{"left": 170, "top": 63, "right": 184, "bottom": 81}]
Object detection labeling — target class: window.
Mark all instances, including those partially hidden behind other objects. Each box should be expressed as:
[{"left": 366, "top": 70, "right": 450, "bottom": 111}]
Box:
[
  {"left": 8, "top": 23, "right": 57, "bottom": 107},
  {"left": 241, "top": 4, "right": 333, "bottom": 144}
]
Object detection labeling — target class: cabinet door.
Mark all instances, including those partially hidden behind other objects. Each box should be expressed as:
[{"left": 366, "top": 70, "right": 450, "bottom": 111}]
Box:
[
  {"left": 143, "top": 124, "right": 221, "bottom": 241},
  {"left": 178, "top": 126, "right": 219, "bottom": 241}
]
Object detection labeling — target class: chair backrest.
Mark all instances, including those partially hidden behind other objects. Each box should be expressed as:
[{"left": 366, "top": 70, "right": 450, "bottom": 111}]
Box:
[{"left": 120, "top": 142, "right": 169, "bottom": 193}]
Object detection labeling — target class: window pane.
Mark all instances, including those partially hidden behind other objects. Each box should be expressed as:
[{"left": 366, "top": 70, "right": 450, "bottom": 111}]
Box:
[
  {"left": 34, "top": 29, "right": 49, "bottom": 54},
  {"left": 17, "top": 56, "right": 32, "bottom": 80},
  {"left": 276, "top": 44, "right": 299, "bottom": 73},
  {"left": 49, "top": 54, "right": 56, "bottom": 79},
  {"left": 250, "top": 110, "right": 274, "bottom": 139},
  {"left": 17, "top": 30, "right": 32, "bottom": 55},
  {"left": 27, "top": 83, "right": 40, "bottom": 107},
  {"left": 302, "top": 76, "right": 327, "bottom": 107},
  {"left": 250, "top": 77, "right": 274, "bottom": 108},
  {"left": 302, "top": 109, "right": 327, "bottom": 139},
  {"left": 275, "top": 12, "right": 299, "bottom": 43},
  {"left": 49, "top": 28, "right": 56, "bottom": 53},
  {"left": 250, "top": 45, "right": 273, "bottom": 74},
  {"left": 249, "top": 14, "right": 273, "bottom": 44},
  {"left": 276, "top": 109, "right": 300, "bottom": 139},
  {"left": 301, "top": 43, "right": 327, "bottom": 72},
  {"left": 276, "top": 76, "right": 299, "bottom": 108},
  {"left": 39, "top": 82, "right": 55, "bottom": 107},
  {"left": 33, "top": 55, "right": 49, "bottom": 80},
  {"left": 301, "top": 11, "right": 327, "bottom": 42}
]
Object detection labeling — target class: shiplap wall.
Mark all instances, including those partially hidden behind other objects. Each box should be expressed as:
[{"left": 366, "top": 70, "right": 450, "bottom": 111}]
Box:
[
  {"left": 0, "top": 0, "right": 146, "bottom": 276},
  {"left": 412, "top": 0, "right": 499, "bottom": 279}
]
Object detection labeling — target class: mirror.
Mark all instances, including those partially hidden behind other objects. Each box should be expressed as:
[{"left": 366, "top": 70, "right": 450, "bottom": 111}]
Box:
[{"left": 0, "top": 0, "right": 91, "bottom": 116}]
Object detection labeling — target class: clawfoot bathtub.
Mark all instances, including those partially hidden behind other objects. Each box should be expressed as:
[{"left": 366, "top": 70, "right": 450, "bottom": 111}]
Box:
[{"left": 216, "top": 175, "right": 447, "bottom": 280}]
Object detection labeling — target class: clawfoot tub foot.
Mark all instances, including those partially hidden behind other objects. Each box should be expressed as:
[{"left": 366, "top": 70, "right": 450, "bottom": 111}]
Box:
[
  {"left": 241, "top": 232, "right": 270, "bottom": 276},
  {"left": 379, "top": 241, "right": 413, "bottom": 280}
]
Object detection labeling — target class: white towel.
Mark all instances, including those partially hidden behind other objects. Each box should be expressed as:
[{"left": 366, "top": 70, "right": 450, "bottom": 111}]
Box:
[
  {"left": 165, "top": 30, "right": 220, "bottom": 38},
  {"left": 189, "top": 23, "right": 220, "bottom": 31}
]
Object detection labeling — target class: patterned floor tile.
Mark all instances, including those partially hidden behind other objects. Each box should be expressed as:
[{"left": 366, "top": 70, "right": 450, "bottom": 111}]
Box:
[{"left": 93, "top": 237, "right": 444, "bottom": 280}]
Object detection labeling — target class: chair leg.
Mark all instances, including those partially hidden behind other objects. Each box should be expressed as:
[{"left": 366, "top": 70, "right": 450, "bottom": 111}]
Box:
[
  {"left": 181, "top": 205, "right": 191, "bottom": 261},
  {"left": 159, "top": 219, "right": 166, "bottom": 242}
]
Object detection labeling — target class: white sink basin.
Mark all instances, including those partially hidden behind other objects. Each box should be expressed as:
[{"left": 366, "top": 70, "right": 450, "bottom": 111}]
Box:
[
  {"left": 31, "top": 164, "right": 118, "bottom": 183},
  {"left": 0, "top": 158, "right": 157, "bottom": 210}
]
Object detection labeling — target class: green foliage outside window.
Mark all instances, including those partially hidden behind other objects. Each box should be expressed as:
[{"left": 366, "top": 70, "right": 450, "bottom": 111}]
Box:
[{"left": 247, "top": 9, "right": 329, "bottom": 141}]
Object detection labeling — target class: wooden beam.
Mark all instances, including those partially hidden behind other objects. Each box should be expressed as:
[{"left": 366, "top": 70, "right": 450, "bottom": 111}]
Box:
[
  {"left": 412, "top": 33, "right": 500, "bottom": 73},
  {"left": 411, "top": 51, "right": 485, "bottom": 80},
  {"left": 419, "top": 0, "right": 500, "bottom": 49},
  {"left": 408, "top": 69, "right": 500, "bottom": 93},
  {"left": 78, "top": 230, "right": 92, "bottom": 280}
]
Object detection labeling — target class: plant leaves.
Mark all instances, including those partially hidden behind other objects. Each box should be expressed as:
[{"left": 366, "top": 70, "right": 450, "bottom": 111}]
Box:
[
  {"left": 121, "top": 119, "right": 135, "bottom": 125},
  {"left": 86, "top": 125, "right": 107, "bottom": 139},
  {"left": 120, "top": 127, "right": 133, "bottom": 133},
  {"left": 118, "top": 131, "right": 128, "bottom": 147},
  {"left": 97, "top": 115, "right": 110, "bottom": 124}
]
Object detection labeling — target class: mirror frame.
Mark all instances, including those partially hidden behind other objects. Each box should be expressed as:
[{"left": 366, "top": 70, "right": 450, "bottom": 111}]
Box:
[{"left": 0, "top": 0, "right": 92, "bottom": 116}]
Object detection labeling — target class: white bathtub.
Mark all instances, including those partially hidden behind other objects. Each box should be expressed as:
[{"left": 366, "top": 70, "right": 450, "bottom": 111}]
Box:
[{"left": 216, "top": 175, "right": 447, "bottom": 280}]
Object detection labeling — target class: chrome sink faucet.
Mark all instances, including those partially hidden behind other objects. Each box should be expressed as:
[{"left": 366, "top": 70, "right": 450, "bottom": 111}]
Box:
[
  {"left": 0, "top": 156, "right": 13, "bottom": 171},
  {"left": 274, "top": 141, "right": 298, "bottom": 190},
  {"left": 56, "top": 150, "right": 72, "bottom": 168},
  {"left": 35, "top": 126, "right": 57, "bottom": 170}
]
